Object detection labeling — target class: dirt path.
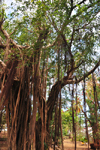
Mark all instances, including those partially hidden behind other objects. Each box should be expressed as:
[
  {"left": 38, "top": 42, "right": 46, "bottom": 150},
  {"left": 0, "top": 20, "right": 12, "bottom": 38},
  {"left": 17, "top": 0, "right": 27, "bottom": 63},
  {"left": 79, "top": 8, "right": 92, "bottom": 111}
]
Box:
[
  {"left": 63, "top": 139, "right": 90, "bottom": 150},
  {"left": 0, "top": 132, "right": 7, "bottom": 150},
  {"left": 0, "top": 132, "right": 91, "bottom": 150},
  {"left": 49, "top": 139, "right": 91, "bottom": 150}
]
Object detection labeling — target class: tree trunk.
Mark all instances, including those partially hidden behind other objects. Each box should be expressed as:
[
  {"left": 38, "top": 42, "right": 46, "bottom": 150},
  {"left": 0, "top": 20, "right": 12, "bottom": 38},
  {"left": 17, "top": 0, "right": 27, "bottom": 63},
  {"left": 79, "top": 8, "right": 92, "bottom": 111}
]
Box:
[
  {"left": 6, "top": 66, "right": 31, "bottom": 150},
  {"left": 83, "top": 65, "right": 89, "bottom": 149},
  {"left": 72, "top": 83, "right": 76, "bottom": 149}
]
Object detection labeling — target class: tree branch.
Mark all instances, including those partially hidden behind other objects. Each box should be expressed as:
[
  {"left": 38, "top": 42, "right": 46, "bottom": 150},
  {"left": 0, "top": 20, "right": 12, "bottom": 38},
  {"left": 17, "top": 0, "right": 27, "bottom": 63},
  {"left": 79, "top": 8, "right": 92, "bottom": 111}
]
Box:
[
  {"left": 0, "top": 9, "right": 5, "bottom": 26},
  {"left": 0, "top": 60, "right": 6, "bottom": 68},
  {"left": 73, "top": 0, "right": 87, "bottom": 9},
  {"left": 47, "top": 59, "right": 100, "bottom": 125},
  {"left": 42, "top": 40, "right": 56, "bottom": 49},
  {"left": 71, "top": 0, "right": 73, "bottom": 11},
  {"left": 0, "top": 26, "right": 30, "bottom": 49},
  {"left": 69, "top": 27, "right": 75, "bottom": 51},
  {"left": 61, "top": 0, "right": 99, "bottom": 34},
  {"left": 82, "top": 109, "right": 91, "bottom": 124},
  {"left": 66, "top": 60, "right": 84, "bottom": 75},
  {"left": 0, "top": 36, "right": 5, "bottom": 44},
  {"left": 76, "top": 60, "right": 100, "bottom": 84},
  {"left": 64, "top": 60, "right": 100, "bottom": 85}
]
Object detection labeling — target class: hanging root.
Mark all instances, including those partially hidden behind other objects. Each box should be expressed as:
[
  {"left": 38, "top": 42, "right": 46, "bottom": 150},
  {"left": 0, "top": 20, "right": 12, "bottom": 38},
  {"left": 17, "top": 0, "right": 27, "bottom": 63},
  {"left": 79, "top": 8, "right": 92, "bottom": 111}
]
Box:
[{"left": 0, "top": 60, "right": 18, "bottom": 110}]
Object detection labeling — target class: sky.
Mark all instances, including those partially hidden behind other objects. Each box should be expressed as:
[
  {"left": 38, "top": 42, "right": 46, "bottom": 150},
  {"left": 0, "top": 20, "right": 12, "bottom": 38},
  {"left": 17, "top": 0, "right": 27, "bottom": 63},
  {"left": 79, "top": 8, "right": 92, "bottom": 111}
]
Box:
[
  {"left": 4, "top": 0, "right": 14, "bottom": 7},
  {"left": 3, "top": 0, "right": 100, "bottom": 56},
  {"left": 3, "top": 0, "right": 15, "bottom": 15}
]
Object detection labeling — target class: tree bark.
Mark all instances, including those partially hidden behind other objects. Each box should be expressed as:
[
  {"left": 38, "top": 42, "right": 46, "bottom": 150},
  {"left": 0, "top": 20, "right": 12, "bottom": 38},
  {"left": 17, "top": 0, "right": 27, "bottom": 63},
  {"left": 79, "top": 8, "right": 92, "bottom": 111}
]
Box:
[
  {"left": 5, "top": 66, "right": 31, "bottom": 150},
  {"left": 83, "top": 65, "right": 89, "bottom": 149}
]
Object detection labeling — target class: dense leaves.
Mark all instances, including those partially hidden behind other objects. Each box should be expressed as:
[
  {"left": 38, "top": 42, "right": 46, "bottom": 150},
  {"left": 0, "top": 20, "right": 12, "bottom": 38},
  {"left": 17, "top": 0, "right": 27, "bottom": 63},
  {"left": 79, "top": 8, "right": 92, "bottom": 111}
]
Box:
[{"left": 0, "top": 0, "right": 100, "bottom": 150}]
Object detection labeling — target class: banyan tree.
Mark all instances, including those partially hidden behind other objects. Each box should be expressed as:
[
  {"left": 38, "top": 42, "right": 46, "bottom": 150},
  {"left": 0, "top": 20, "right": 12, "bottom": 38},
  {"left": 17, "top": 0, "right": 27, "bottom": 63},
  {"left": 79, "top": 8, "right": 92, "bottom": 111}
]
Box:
[{"left": 0, "top": 0, "right": 100, "bottom": 150}]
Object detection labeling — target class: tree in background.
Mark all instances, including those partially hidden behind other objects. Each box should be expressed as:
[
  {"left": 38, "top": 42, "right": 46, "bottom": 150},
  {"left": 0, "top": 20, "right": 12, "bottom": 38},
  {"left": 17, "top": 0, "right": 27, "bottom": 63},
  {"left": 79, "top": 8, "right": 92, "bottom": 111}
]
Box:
[
  {"left": 61, "top": 109, "right": 72, "bottom": 137},
  {"left": 86, "top": 74, "right": 100, "bottom": 141}
]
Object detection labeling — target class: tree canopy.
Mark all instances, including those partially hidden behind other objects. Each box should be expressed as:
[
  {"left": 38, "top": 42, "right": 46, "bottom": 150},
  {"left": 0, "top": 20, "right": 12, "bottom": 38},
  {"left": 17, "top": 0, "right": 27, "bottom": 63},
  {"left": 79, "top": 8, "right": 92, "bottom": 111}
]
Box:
[{"left": 0, "top": 0, "right": 100, "bottom": 150}]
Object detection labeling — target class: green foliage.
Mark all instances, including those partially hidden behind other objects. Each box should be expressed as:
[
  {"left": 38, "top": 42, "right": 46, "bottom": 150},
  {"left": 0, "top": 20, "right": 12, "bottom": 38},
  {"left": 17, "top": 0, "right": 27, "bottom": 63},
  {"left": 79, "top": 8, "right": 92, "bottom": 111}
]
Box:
[
  {"left": 0, "top": 110, "right": 6, "bottom": 130},
  {"left": 61, "top": 110, "right": 72, "bottom": 136},
  {"left": 79, "top": 137, "right": 88, "bottom": 143},
  {"left": 86, "top": 74, "right": 100, "bottom": 139},
  {"left": 86, "top": 75, "right": 100, "bottom": 118},
  {"left": 44, "top": 142, "right": 48, "bottom": 150}
]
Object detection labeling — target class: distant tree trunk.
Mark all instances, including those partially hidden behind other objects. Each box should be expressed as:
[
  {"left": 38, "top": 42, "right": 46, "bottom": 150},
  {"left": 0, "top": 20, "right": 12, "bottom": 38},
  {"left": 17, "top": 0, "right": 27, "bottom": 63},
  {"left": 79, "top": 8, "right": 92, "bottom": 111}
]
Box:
[
  {"left": 59, "top": 92, "right": 64, "bottom": 150},
  {"left": 92, "top": 73, "right": 99, "bottom": 141},
  {"left": 75, "top": 77, "right": 78, "bottom": 150},
  {"left": 83, "top": 65, "right": 89, "bottom": 149},
  {"left": 54, "top": 99, "right": 58, "bottom": 150},
  {"left": 58, "top": 50, "right": 64, "bottom": 150},
  {"left": 72, "top": 83, "right": 76, "bottom": 150},
  {"left": 54, "top": 48, "right": 60, "bottom": 149}
]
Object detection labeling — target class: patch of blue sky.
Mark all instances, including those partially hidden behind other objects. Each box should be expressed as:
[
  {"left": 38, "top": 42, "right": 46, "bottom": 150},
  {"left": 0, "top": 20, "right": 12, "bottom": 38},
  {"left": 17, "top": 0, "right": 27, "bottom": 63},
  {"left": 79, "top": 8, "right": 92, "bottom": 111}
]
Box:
[
  {"left": 4, "top": 0, "right": 37, "bottom": 23},
  {"left": 4, "top": 0, "right": 14, "bottom": 6},
  {"left": 4, "top": 0, "right": 15, "bottom": 15}
]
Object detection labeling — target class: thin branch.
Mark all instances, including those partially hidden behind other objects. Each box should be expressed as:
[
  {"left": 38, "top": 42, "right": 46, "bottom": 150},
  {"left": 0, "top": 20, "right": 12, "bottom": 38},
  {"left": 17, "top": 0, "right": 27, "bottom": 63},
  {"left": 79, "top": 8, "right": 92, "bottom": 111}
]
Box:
[
  {"left": 61, "top": 34, "right": 73, "bottom": 58},
  {"left": 42, "top": 41, "right": 56, "bottom": 49},
  {"left": 0, "top": 26, "right": 30, "bottom": 49},
  {"left": 73, "top": 0, "right": 87, "bottom": 9},
  {"left": 10, "top": 28, "right": 17, "bottom": 35},
  {"left": 71, "top": 0, "right": 73, "bottom": 11},
  {"left": 61, "top": 0, "right": 99, "bottom": 33},
  {"left": 0, "top": 9, "right": 5, "bottom": 26},
  {"left": 66, "top": 60, "right": 84, "bottom": 74},
  {"left": 69, "top": 27, "right": 75, "bottom": 50},
  {"left": 62, "top": 60, "right": 100, "bottom": 85},
  {"left": 61, "top": 34, "right": 75, "bottom": 72},
  {"left": 75, "top": 11, "right": 100, "bottom": 32},
  {"left": 45, "top": 2, "right": 59, "bottom": 32},
  {"left": 0, "top": 26, "right": 10, "bottom": 39},
  {"left": 76, "top": 60, "right": 100, "bottom": 84},
  {"left": 82, "top": 109, "right": 91, "bottom": 124},
  {"left": 10, "top": 39, "right": 30, "bottom": 49},
  {"left": 0, "top": 36, "right": 5, "bottom": 44},
  {"left": 0, "top": 60, "right": 6, "bottom": 68}
]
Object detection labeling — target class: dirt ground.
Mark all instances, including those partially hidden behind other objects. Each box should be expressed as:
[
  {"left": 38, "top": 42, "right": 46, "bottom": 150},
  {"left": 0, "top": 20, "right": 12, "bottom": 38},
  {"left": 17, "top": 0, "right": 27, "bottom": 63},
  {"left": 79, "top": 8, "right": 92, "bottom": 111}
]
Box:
[
  {"left": 49, "top": 139, "right": 91, "bottom": 150},
  {"left": 63, "top": 139, "right": 90, "bottom": 150},
  {"left": 0, "top": 132, "right": 7, "bottom": 150},
  {"left": 0, "top": 132, "right": 91, "bottom": 150}
]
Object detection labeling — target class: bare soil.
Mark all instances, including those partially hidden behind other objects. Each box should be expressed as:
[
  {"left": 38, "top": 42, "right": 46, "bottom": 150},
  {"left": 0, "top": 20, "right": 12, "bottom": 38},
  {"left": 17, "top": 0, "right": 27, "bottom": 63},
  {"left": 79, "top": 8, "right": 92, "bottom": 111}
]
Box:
[
  {"left": 63, "top": 139, "right": 90, "bottom": 150},
  {"left": 49, "top": 139, "right": 91, "bottom": 150},
  {"left": 0, "top": 132, "right": 91, "bottom": 150},
  {"left": 0, "top": 132, "right": 7, "bottom": 150}
]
